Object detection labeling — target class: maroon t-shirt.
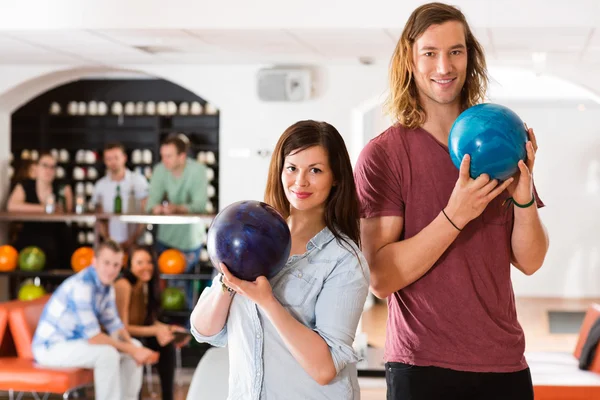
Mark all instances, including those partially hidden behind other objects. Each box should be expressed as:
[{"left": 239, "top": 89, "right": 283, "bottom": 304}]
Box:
[{"left": 354, "top": 124, "right": 544, "bottom": 373}]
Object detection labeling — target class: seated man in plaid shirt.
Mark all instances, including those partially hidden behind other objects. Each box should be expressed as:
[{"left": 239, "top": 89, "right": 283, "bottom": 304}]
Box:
[{"left": 32, "top": 240, "right": 158, "bottom": 400}]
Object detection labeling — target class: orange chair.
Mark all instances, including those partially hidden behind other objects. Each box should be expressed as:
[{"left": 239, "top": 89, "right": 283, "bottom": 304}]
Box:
[
  {"left": 531, "top": 303, "right": 600, "bottom": 400},
  {"left": 0, "top": 306, "right": 8, "bottom": 356},
  {"left": 0, "top": 296, "right": 94, "bottom": 399},
  {"left": 0, "top": 299, "right": 20, "bottom": 358},
  {"left": 573, "top": 303, "right": 600, "bottom": 372}
]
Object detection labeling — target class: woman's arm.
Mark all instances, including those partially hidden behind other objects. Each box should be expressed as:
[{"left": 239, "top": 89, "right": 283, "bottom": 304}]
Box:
[
  {"left": 259, "top": 296, "right": 337, "bottom": 385},
  {"left": 220, "top": 261, "right": 368, "bottom": 386},
  {"left": 7, "top": 184, "right": 44, "bottom": 213},
  {"left": 190, "top": 275, "right": 235, "bottom": 337}
]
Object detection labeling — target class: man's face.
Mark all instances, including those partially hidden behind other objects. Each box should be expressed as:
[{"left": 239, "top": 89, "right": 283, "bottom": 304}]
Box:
[
  {"left": 103, "top": 148, "right": 127, "bottom": 175},
  {"left": 93, "top": 248, "right": 123, "bottom": 285},
  {"left": 412, "top": 20, "right": 468, "bottom": 108},
  {"left": 160, "top": 144, "right": 184, "bottom": 171}
]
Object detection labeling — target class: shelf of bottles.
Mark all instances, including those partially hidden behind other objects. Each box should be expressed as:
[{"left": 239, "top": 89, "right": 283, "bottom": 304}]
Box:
[{"left": 9, "top": 79, "right": 220, "bottom": 250}]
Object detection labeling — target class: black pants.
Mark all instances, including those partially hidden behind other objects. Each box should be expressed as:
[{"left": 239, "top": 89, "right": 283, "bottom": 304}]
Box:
[
  {"left": 386, "top": 362, "right": 534, "bottom": 400},
  {"left": 139, "top": 337, "right": 176, "bottom": 400}
]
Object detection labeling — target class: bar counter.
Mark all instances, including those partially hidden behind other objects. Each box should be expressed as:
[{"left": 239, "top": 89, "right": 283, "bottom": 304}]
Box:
[{"left": 0, "top": 212, "right": 216, "bottom": 225}]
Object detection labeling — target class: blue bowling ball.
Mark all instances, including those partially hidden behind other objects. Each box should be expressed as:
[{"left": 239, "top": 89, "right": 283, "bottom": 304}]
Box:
[
  {"left": 448, "top": 103, "right": 528, "bottom": 181},
  {"left": 206, "top": 200, "right": 291, "bottom": 281}
]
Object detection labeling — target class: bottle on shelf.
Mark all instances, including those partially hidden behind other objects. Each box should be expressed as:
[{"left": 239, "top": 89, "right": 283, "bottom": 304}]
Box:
[
  {"left": 95, "top": 193, "right": 104, "bottom": 213},
  {"left": 161, "top": 191, "right": 170, "bottom": 208},
  {"left": 57, "top": 185, "right": 66, "bottom": 212},
  {"left": 75, "top": 193, "right": 85, "bottom": 215},
  {"left": 45, "top": 193, "right": 55, "bottom": 214},
  {"left": 127, "top": 186, "right": 137, "bottom": 214},
  {"left": 114, "top": 185, "right": 122, "bottom": 214}
]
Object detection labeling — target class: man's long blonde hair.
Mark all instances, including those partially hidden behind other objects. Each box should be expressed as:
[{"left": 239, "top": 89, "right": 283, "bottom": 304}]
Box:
[{"left": 385, "top": 2, "right": 489, "bottom": 129}]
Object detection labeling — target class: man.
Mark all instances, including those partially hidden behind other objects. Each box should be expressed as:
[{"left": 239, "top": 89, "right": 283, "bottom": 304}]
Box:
[
  {"left": 92, "top": 142, "right": 149, "bottom": 251},
  {"left": 354, "top": 3, "right": 550, "bottom": 400},
  {"left": 32, "top": 240, "right": 158, "bottom": 400},
  {"left": 146, "top": 133, "right": 209, "bottom": 306}
]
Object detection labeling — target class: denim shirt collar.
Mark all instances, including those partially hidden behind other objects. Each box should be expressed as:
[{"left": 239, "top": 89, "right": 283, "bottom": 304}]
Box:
[{"left": 307, "top": 226, "right": 336, "bottom": 251}]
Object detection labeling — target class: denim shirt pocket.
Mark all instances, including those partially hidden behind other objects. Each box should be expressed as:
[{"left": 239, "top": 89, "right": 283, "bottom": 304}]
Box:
[{"left": 272, "top": 268, "right": 315, "bottom": 307}]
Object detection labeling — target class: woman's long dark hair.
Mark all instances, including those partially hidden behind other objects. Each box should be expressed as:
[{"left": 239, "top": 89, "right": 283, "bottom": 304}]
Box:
[
  {"left": 121, "top": 245, "right": 161, "bottom": 325},
  {"left": 264, "top": 120, "right": 361, "bottom": 250}
]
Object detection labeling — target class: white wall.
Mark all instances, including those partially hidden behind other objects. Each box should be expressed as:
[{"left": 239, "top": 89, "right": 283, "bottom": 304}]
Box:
[{"left": 504, "top": 101, "right": 600, "bottom": 298}]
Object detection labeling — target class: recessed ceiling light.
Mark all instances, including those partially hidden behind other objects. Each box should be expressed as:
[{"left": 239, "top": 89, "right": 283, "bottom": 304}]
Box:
[{"left": 134, "top": 45, "right": 179, "bottom": 54}]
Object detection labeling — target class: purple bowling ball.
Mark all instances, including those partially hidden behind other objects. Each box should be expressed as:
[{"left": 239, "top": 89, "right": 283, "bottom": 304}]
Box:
[{"left": 206, "top": 200, "right": 291, "bottom": 281}]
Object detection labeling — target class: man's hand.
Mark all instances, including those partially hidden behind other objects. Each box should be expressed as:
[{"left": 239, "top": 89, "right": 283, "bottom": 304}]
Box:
[
  {"left": 444, "top": 155, "right": 514, "bottom": 229},
  {"left": 151, "top": 205, "right": 163, "bottom": 215},
  {"left": 131, "top": 347, "right": 159, "bottom": 366},
  {"left": 507, "top": 124, "right": 538, "bottom": 204},
  {"left": 161, "top": 204, "right": 179, "bottom": 215}
]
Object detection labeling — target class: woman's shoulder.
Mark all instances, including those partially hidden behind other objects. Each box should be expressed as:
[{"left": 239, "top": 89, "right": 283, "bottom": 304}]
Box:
[
  {"left": 315, "top": 235, "right": 369, "bottom": 285},
  {"left": 19, "top": 179, "right": 35, "bottom": 191},
  {"left": 325, "top": 231, "right": 360, "bottom": 254},
  {"left": 114, "top": 277, "right": 133, "bottom": 292},
  {"left": 321, "top": 233, "right": 366, "bottom": 267}
]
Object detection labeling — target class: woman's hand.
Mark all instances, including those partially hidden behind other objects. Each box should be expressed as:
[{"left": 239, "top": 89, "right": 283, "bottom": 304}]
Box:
[
  {"left": 154, "top": 322, "right": 175, "bottom": 346},
  {"left": 221, "top": 263, "right": 276, "bottom": 309},
  {"left": 170, "top": 325, "right": 192, "bottom": 348}
]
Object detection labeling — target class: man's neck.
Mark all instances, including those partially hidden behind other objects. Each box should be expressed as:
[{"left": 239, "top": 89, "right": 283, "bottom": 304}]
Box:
[
  {"left": 420, "top": 97, "right": 462, "bottom": 145},
  {"left": 110, "top": 169, "right": 126, "bottom": 182},
  {"left": 170, "top": 161, "right": 186, "bottom": 178}
]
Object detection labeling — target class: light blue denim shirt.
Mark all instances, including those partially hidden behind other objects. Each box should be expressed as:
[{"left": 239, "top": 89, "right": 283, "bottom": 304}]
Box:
[{"left": 191, "top": 227, "right": 370, "bottom": 400}]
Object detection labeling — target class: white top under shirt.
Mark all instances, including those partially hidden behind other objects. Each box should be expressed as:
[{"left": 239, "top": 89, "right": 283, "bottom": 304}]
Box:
[{"left": 92, "top": 169, "right": 149, "bottom": 243}]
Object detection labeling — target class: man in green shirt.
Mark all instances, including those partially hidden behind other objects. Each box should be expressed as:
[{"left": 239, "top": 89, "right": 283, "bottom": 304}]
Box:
[{"left": 146, "top": 134, "right": 209, "bottom": 306}]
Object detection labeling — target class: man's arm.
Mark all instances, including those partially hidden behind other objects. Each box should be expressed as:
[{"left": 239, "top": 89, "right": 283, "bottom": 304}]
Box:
[
  {"left": 362, "top": 214, "right": 459, "bottom": 298},
  {"left": 508, "top": 127, "right": 550, "bottom": 275},
  {"left": 361, "top": 156, "right": 514, "bottom": 298},
  {"left": 510, "top": 202, "right": 549, "bottom": 275}
]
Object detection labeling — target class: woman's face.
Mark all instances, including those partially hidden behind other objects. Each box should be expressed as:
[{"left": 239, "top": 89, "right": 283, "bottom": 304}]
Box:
[
  {"left": 130, "top": 249, "right": 155, "bottom": 283},
  {"left": 281, "top": 145, "right": 335, "bottom": 213},
  {"left": 37, "top": 155, "right": 56, "bottom": 183}
]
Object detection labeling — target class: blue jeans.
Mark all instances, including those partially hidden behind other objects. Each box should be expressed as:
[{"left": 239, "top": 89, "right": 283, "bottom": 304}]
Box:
[{"left": 156, "top": 241, "right": 201, "bottom": 313}]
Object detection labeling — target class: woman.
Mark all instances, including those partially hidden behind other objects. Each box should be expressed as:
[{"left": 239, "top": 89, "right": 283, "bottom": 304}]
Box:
[
  {"left": 190, "top": 120, "right": 370, "bottom": 399},
  {"left": 7, "top": 152, "right": 74, "bottom": 268},
  {"left": 114, "top": 245, "right": 187, "bottom": 400}
]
